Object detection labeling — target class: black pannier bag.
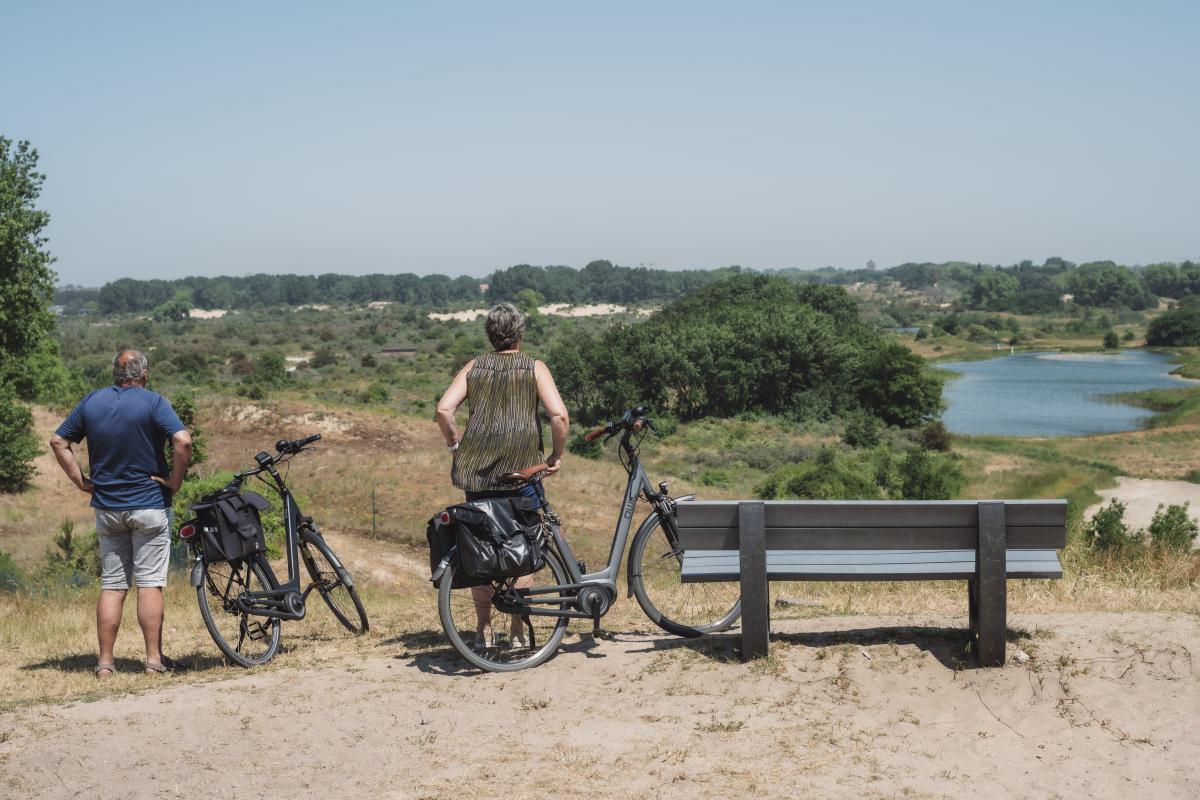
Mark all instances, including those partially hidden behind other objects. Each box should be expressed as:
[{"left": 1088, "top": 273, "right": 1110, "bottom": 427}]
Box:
[
  {"left": 428, "top": 496, "right": 545, "bottom": 585},
  {"left": 426, "top": 512, "right": 487, "bottom": 589},
  {"left": 191, "top": 489, "right": 269, "bottom": 564}
]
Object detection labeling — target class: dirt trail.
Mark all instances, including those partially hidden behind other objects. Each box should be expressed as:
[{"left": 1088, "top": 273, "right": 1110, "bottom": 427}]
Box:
[{"left": 2, "top": 611, "right": 1197, "bottom": 799}]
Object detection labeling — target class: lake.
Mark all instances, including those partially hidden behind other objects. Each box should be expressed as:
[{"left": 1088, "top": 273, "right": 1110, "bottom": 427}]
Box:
[{"left": 940, "top": 350, "right": 1193, "bottom": 437}]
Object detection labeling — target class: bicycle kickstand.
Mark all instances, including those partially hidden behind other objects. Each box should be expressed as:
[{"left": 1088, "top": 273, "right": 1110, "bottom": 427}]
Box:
[{"left": 589, "top": 608, "right": 614, "bottom": 641}]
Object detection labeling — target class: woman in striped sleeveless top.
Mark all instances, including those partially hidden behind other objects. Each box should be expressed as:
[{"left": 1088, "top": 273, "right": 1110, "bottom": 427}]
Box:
[{"left": 435, "top": 303, "right": 569, "bottom": 648}]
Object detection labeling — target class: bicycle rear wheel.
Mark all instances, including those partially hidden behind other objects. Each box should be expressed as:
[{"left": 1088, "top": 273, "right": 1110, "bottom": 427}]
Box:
[
  {"left": 196, "top": 556, "right": 283, "bottom": 667},
  {"left": 629, "top": 510, "right": 742, "bottom": 637},
  {"left": 300, "top": 530, "right": 369, "bottom": 635},
  {"left": 438, "top": 547, "right": 570, "bottom": 672}
]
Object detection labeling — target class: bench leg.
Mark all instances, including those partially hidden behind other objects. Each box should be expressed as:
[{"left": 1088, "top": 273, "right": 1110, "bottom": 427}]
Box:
[
  {"left": 975, "top": 502, "right": 1007, "bottom": 667},
  {"left": 967, "top": 578, "right": 978, "bottom": 636},
  {"left": 738, "top": 501, "right": 769, "bottom": 661}
]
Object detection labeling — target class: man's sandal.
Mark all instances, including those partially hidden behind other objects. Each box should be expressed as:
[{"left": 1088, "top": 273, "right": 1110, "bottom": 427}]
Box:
[
  {"left": 94, "top": 663, "right": 116, "bottom": 678},
  {"left": 144, "top": 655, "right": 179, "bottom": 674}
]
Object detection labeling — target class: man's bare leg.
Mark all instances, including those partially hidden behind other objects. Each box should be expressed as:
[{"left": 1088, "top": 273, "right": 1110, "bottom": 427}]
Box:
[
  {"left": 137, "top": 587, "right": 164, "bottom": 669},
  {"left": 96, "top": 589, "right": 127, "bottom": 676}
]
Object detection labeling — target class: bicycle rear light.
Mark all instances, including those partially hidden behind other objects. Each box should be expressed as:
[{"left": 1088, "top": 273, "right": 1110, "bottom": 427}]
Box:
[
  {"left": 178, "top": 523, "right": 197, "bottom": 540},
  {"left": 439, "top": 512, "right": 451, "bottom": 525}
]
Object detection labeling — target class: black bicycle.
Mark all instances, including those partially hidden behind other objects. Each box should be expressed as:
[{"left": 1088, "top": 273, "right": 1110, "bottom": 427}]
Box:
[
  {"left": 435, "top": 406, "right": 742, "bottom": 671},
  {"left": 179, "top": 434, "right": 368, "bottom": 667}
]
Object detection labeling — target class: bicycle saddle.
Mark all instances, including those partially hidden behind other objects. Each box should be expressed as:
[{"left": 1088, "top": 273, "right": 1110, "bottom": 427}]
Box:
[{"left": 499, "top": 464, "right": 550, "bottom": 484}]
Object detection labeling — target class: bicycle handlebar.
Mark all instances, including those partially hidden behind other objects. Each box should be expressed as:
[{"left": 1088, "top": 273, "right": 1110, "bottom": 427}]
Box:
[
  {"left": 584, "top": 407, "right": 653, "bottom": 442},
  {"left": 275, "top": 433, "right": 322, "bottom": 454}
]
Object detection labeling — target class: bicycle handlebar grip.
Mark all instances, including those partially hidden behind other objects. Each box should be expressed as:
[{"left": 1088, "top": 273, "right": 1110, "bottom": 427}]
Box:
[
  {"left": 297, "top": 433, "right": 322, "bottom": 448},
  {"left": 584, "top": 426, "right": 607, "bottom": 442}
]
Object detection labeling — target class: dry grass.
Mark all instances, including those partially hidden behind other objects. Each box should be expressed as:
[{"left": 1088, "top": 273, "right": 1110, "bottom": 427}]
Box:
[{"left": 3, "top": 399, "right": 1198, "bottom": 714}]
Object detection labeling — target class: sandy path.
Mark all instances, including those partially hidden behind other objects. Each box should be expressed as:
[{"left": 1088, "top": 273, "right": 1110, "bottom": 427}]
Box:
[
  {"left": 1087, "top": 477, "right": 1200, "bottom": 541},
  {"left": 2, "top": 612, "right": 1197, "bottom": 799}
]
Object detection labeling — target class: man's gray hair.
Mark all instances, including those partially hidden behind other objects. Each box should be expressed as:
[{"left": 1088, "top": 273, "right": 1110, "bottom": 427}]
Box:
[
  {"left": 112, "top": 350, "right": 149, "bottom": 384},
  {"left": 485, "top": 303, "right": 526, "bottom": 350}
]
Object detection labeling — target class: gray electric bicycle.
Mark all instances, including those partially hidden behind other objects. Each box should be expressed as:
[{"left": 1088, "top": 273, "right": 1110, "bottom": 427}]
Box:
[
  {"left": 434, "top": 406, "right": 742, "bottom": 672},
  {"left": 179, "top": 435, "right": 368, "bottom": 667}
]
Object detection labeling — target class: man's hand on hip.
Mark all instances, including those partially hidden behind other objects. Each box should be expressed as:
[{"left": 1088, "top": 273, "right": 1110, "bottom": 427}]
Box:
[{"left": 151, "top": 475, "right": 182, "bottom": 496}]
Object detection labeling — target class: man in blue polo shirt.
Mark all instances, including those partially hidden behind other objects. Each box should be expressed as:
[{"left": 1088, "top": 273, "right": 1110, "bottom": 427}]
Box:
[{"left": 50, "top": 350, "right": 193, "bottom": 677}]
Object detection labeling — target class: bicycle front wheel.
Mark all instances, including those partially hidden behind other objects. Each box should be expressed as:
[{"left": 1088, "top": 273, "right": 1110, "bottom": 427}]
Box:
[
  {"left": 629, "top": 510, "right": 742, "bottom": 637},
  {"left": 196, "top": 556, "right": 283, "bottom": 667},
  {"left": 438, "top": 547, "right": 571, "bottom": 672},
  {"left": 300, "top": 530, "right": 369, "bottom": 635}
]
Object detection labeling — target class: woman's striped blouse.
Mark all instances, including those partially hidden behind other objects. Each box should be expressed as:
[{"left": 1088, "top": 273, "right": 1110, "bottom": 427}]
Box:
[{"left": 451, "top": 351, "right": 542, "bottom": 491}]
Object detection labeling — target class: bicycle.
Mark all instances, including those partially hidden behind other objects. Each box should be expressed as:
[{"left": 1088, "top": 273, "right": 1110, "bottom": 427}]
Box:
[
  {"left": 434, "top": 406, "right": 742, "bottom": 671},
  {"left": 178, "top": 434, "right": 369, "bottom": 667}
]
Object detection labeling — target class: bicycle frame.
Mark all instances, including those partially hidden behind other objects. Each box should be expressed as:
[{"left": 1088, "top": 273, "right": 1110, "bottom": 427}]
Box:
[
  {"left": 188, "top": 456, "right": 341, "bottom": 622},
  {"left": 501, "top": 433, "right": 682, "bottom": 623}
]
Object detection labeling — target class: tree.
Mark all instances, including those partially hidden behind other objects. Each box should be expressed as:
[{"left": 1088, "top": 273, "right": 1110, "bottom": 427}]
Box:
[
  {"left": 0, "top": 138, "right": 56, "bottom": 379},
  {"left": 1146, "top": 307, "right": 1200, "bottom": 346},
  {"left": 0, "top": 385, "right": 40, "bottom": 492},
  {"left": 1, "top": 138, "right": 56, "bottom": 490},
  {"left": 152, "top": 290, "right": 193, "bottom": 322},
  {"left": 252, "top": 352, "right": 288, "bottom": 387},
  {"left": 1103, "top": 330, "right": 1120, "bottom": 349}
]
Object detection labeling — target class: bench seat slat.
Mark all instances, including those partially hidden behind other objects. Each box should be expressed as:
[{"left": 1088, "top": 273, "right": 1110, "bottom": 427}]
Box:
[
  {"left": 679, "top": 548, "right": 1063, "bottom": 582},
  {"left": 678, "top": 526, "right": 1066, "bottom": 550},
  {"left": 675, "top": 500, "right": 1067, "bottom": 530}
]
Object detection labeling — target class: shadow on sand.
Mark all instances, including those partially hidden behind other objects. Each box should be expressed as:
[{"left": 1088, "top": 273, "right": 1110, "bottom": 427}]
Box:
[{"left": 21, "top": 650, "right": 230, "bottom": 675}]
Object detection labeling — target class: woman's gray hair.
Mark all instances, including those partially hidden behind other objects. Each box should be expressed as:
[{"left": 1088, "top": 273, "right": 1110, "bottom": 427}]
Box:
[
  {"left": 112, "top": 350, "right": 149, "bottom": 384},
  {"left": 485, "top": 303, "right": 526, "bottom": 350}
]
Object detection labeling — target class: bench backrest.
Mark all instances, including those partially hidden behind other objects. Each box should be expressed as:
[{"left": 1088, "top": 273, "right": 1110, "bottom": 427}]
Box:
[{"left": 675, "top": 500, "right": 1067, "bottom": 551}]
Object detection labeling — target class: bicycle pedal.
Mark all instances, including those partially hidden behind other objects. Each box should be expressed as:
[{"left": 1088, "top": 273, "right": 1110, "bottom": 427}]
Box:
[{"left": 245, "top": 621, "right": 269, "bottom": 641}]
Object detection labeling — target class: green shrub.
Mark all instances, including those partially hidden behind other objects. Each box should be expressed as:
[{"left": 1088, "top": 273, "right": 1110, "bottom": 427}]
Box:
[
  {"left": 172, "top": 472, "right": 298, "bottom": 556},
  {"left": 41, "top": 519, "right": 100, "bottom": 581},
  {"left": 756, "top": 448, "right": 880, "bottom": 500},
  {"left": 898, "top": 449, "right": 964, "bottom": 500},
  {"left": 841, "top": 411, "right": 881, "bottom": 448},
  {"left": 0, "top": 387, "right": 40, "bottom": 492},
  {"left": 358, "top": 382, "right": 390, "bottom": 405},
  {"left": 918, "top": 420, "right": 953, "bottom": 452},
  {"left": 0, "top": 548, "right": 24, "bottom": 592},
  {"left": 1103, "top": 330, "right": 1119, "bottom": 349},
  {"left": 168, "top": 389, "right": 206, "bottom": 469},
  {"left": 1146, "top": 503, "right": 1198, "bottom": 551},
  {"left": 253, "top": 351, "right": 288, "bottom": 387},
  {"left": 567, "top": 430, "right": 602, "bottom": 460},
  {"left": 699, "top": 468, "right": 733, "bottom": 487},
  {"left": 1084, "top": 499, "right": 1139, "bottom": 551},
  {"left": 311, "top": 347, "right": 338, "bottom": 368}
]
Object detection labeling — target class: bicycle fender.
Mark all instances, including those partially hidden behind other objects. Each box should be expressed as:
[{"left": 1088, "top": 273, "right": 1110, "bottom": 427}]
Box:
[
  {"left": 626, "top": 495, "right": 695, "bottom": 598},
  {"left": 189, "top": 559, "right": 204, "bottom": 588}
]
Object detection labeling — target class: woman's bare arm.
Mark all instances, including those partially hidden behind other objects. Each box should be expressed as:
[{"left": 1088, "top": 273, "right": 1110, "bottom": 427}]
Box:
[
  {"left": 534, "top": 360, "right": 569, "bottom": 473},
  {"left": 436, "top": 360, "right": 474, "bottom": 448}
]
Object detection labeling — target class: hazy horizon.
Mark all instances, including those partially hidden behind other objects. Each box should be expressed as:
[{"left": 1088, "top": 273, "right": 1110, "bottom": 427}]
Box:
[{"left": 7, "top": 2, "right": 1198, "bottom": 286}]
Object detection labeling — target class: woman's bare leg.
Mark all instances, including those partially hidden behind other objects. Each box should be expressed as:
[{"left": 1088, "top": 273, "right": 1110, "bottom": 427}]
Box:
[{"left": 470, "top": 585, "right": 493, "bottom": 641}]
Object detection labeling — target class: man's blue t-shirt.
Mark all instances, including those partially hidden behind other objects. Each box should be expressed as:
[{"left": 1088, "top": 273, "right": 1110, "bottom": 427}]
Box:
[{"left": 56, "top": 386, "right": 186, "bottom": 510}]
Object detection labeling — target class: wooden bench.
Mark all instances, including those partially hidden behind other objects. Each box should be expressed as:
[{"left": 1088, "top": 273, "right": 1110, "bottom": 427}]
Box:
[{"left": 676, "top": 499, "right": 1066, "bottom": 666}]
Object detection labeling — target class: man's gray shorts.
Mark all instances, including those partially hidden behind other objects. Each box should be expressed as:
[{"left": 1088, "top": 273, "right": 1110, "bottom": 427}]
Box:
[{"left": 95, "top": 508, "right": 173, "bottom": 590}]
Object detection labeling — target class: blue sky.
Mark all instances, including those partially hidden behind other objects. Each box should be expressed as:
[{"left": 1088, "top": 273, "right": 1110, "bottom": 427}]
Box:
[{"left": 4, "top": 1, "right": 1197, "bottom": 285}]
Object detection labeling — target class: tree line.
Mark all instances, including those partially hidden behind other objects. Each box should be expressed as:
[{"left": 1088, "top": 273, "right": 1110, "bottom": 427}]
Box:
[{"left": 61, "top": 256, "right": 1199, "bottom": 316}]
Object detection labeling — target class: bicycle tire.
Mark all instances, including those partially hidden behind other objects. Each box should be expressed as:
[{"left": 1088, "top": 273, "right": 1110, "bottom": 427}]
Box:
[
  {"left": 629, "top": 509, "right": 741, "bottom": 637},
  {"left": 196, "top": 556, "right": 283, "bottom": 667},
  {"left": 438, "top": 547, "right": 571, "bottom": 672},
  {"left": 300, "top": 530, "right": 369, "bottom": 635}
]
